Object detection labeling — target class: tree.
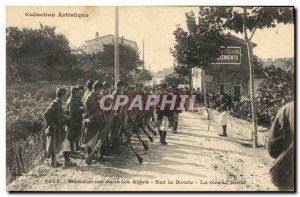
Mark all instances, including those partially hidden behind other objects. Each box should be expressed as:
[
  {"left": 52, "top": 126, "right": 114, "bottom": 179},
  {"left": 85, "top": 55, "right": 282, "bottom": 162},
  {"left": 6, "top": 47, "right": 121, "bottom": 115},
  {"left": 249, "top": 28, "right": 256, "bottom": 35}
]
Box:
[
  {"left": 161, "top": 73, "right": 186, "bottom": 87},
  {"left": 75, "top": 44, "right": 146, "bottom": 85},
  {"left": 200, "top": 6, "right": 294, "bottom": 147},
  {"left": 256, "top": 65, "right": 294, "bottom": 128},
  {"left": 172, "top": 10, "right": 226, "bottom": 112},
  {"left": 6, "top": 24, "right": 75, "bottom": 83},
  {"left": 253, "top": 55, "right": 264, "bottom": 76},
  {"left": 134, "top": 69, "right": 153, "bottom": 83}
]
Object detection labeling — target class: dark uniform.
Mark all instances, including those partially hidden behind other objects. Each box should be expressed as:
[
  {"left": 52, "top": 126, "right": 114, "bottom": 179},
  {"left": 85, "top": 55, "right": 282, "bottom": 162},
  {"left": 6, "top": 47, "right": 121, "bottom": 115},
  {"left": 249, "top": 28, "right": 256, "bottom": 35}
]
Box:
[
  {"left": 66, "top": 86, "right": 84, "bottom": 154},
  {"left": 44, "top": 88, "right": 76, "bottom": 167},
  {"left": 268, "top": 101, "right": 294, "bottom": 191},
  {"left": 83, "top": 91, "right": 102, "bottom": 155},
  {"left": 173, "top": 88, "right": 182, "bottom": 133},
  {"left": 110, "top": 80, "right": 126, "bottom": 152}
]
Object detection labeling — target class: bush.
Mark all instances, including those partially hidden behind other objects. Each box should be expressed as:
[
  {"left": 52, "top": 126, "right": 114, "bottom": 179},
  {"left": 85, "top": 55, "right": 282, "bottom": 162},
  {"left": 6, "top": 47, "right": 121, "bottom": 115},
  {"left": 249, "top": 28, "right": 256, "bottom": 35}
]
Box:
[
  {"left": 6, "top": 83, "right": 72, "bottom": 144},
  {"left": 230, "top": 66, "right": 294, "bottom": 128},
  {"left": 255, "top": 65, "right": 294, "bottom": 128},
  {"left": 231, "top": 96, "right": 252, "bottom": 122}
]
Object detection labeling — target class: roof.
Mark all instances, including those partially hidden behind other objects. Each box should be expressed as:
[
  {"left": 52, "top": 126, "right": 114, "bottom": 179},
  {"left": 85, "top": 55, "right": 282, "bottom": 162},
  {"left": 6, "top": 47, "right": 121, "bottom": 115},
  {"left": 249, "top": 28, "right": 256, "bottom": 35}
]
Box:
[
  {"left": 224, "top": 34, "right": 257, "bottom": 47},
  {"left": 85, "top": 34, "right": 138, "bottom": 46}
]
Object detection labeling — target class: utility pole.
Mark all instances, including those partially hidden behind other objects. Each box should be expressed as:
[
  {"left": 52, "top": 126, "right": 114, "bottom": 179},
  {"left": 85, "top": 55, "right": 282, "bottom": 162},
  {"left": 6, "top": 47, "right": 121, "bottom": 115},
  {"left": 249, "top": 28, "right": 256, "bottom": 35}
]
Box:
[
  {"left": 143, "top": 39, "right": 145, "bottom": 70},
  {"left": 114, "top": 6, "right": 120, "bottom": 87}
]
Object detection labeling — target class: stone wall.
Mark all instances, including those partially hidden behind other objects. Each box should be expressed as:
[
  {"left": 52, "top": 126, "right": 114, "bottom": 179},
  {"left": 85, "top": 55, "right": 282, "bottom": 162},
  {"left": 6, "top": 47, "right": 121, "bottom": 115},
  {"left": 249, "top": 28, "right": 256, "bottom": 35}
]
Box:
[{"left": 199, "top": 108, "right": 270, "bottom": 147}]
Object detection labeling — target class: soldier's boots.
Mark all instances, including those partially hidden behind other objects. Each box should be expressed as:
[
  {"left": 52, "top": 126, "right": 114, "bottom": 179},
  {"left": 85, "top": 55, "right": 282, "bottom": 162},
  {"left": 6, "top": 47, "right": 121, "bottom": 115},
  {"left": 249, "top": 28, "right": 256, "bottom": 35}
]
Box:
[
  {"left": 173, "top": 122, "right": 178, "bottom": 134},
  {"left": 161, "top": 131, "right": 167, "bottom": 145},
  {"left": 63, "top": 152, "right": 77, "bottom": 168},
  {"left": 159, "top": 130, "right": 163, "bottom": 143},
  {"left": 218, "top": 125, "right": 227, "bottom": 137},
  {"left": 64, "top": 160, "right": 77, "bottom": 167},
  {"left": 51, "top": 161, "right": 63, "bottom": 168},
  {"left": 159, "top": 131, "right": 167, "bottom": 145}
]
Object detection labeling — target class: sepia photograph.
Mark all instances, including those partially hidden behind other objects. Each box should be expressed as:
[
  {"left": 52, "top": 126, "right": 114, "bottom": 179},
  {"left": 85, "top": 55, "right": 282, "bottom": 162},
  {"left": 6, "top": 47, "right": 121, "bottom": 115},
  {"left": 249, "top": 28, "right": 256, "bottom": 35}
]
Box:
[{"left": 5, "top": 6, "right": 295, "bottom": 192}]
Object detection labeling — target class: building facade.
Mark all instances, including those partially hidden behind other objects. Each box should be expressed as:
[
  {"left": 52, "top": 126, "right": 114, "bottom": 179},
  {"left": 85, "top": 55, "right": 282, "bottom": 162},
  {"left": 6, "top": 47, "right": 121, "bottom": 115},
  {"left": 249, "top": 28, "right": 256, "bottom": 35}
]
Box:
[
  {"left": 191, "top": 36, "right": 262, "bottom": 97},
  {"left": 85, "top": 32, "right": 139, "bottom": 54}
]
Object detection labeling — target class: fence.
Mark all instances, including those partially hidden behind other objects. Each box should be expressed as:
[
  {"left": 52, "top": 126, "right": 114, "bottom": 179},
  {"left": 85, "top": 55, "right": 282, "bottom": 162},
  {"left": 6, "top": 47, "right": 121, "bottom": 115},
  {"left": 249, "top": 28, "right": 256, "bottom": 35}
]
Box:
[{"left": 6, "top": 131, "right": 46, "bottom": 184}]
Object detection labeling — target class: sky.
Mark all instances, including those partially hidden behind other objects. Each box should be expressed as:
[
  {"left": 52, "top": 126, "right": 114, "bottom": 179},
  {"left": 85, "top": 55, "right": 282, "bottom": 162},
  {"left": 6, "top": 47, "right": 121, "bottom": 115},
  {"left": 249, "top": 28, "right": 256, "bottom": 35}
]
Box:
[{"left": 6, "top": 6, "right": 294, "bottom": 72}]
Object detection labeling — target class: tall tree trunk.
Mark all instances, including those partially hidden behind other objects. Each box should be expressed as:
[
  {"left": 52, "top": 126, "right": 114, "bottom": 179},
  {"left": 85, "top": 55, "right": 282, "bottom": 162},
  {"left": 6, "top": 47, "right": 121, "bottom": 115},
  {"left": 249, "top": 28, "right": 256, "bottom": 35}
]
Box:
[
  {"left": 243, "top": 7, "right": 258, "bottom": 148},
  {"left": 246, "top": 42, "right": 259, "bottom": 148},
  {"left": 202, "top": 69, "right": 209, "bottom": 119}
]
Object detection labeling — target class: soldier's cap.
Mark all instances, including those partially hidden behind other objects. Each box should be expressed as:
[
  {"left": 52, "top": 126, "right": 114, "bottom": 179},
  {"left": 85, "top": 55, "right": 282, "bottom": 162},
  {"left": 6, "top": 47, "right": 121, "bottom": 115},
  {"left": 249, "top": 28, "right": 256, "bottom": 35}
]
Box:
[
  {"left": 93, "top": 80, "right": 103, "bottom": 90},
  {"left": 117, "top": 80, "right": 125, "bottom": 87},
  {"left": 71, "top": 85, "right": 80, "bottom": 94},
  {"left": 86, "top": 80, "right": 94, "bottom": 90},
  {"left": 102, "top": 81, "right": 110, "bottom": 88},
  {"left": 56, "top": 88, "right": 67, "bottom": 98}
]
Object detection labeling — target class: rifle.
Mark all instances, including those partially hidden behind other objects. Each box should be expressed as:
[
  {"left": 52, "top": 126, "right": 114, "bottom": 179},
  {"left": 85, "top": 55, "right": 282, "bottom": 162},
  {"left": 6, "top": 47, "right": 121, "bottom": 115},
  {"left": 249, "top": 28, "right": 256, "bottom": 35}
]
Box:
[
  {"left": 53, "top": 128, "right": 57, "bottom": 170},
  {"left": 130, "top": 113, "right": 149, "bottom": 151},
  {"left": 208, "top": 95, "right": 213, "bottom": 131},
  {"left": 144, "top": 118, "right": 157, "bottom": 136},
  {"left": 85, "top": 111, "right": 114, "bottom": 166}
]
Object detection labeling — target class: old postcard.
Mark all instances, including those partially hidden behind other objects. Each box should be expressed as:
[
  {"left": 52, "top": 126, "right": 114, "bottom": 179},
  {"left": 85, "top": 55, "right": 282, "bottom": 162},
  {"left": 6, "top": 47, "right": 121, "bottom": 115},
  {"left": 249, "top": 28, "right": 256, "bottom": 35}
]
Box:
[{"left": 6, "top": 6, "right": 295, "bottom": 192}]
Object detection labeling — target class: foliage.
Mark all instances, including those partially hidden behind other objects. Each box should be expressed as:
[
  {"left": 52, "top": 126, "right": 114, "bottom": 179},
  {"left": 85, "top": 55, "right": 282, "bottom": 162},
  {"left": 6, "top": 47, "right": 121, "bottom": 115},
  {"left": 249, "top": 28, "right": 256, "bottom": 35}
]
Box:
[
  {"left": 255, "top": 65, "right": 294, "bottom": 127},
  {"left": 161, "top": 73, "right": 186, "bottom": 87},
  {"left": 253, "top": 55, "right": 264, "bottom": 76},
  {"left": 231, "top": 96, "right": 252, "bottom": 121},
  {"left": 229, "top": 65, "right": 294, "bottom": 128},
  {"left": 172, "top": 10, "right": 226, "bottom": 74},
  {"left": 6, "top": 24, "right": 150, "bottom": 85},
  {"left": 133, "top": 69, "right": 153, "bottom": 83},
  {"left": 6, "top": 83, "right": 71, "bottom": 143},
  {"left": 68, "top": 44, "right": 149, "bottom": 84},
  {"left": 6, "top": 24, "right": 76, "bottom": 83},
  {"left": 199, "top": 7, "right": 294, "bottom": 39}
]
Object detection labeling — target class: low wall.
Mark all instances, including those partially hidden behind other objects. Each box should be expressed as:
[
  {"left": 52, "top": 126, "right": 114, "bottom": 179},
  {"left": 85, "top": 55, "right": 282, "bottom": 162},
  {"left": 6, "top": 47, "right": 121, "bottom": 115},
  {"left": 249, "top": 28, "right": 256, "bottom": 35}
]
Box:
[{"left": 199, "top": 108, "right": 269, "bottom": 147}]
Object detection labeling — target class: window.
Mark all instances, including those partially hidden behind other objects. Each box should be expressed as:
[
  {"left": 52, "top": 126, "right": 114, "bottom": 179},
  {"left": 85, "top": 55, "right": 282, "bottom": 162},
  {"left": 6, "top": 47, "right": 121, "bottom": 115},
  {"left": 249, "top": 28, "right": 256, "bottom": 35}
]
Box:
[{"left": 233, "top": 85, "right": 241, "bottom": 97}]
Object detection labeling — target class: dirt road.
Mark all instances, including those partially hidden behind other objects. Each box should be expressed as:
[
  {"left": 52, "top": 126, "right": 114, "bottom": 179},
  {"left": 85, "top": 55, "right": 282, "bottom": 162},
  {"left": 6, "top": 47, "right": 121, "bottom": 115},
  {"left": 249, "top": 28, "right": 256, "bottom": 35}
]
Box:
[{"left": 7, "top": 111, "right": 277, "bottom": 191}]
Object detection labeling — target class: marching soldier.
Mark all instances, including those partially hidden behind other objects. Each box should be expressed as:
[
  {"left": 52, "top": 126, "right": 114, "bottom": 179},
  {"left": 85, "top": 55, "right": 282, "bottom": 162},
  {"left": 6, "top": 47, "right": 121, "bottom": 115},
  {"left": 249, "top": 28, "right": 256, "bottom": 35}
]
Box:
[
  {"left": 44, "top": 88, "right": 76, "bottom": 168},
  {"left": 215, "top": 85, "right": 231, "bottom": 137},
  {"left": 82, "top": 79, "right": 94, "bottom": 104},
  {"left": 156, "top": 84, "right": 173, "bottom": 145},
  {"left": 83, "top": 81, "right": 102, "bottom": 158},
  {"left": 111, "top": 80, "right": 126, "bottom": 153},
  {"left": 173, "top": 86, "right": 182, "bottom": 134},
  {"left": 78, "top": 85, "right": 85, "bottom": 100},
  {"left": 66, "top": 86, "right": 84, "bottom": 156},
  {"left": 99, "top": 81, "right": 113, "bottom": 143},
  {"left": 76, "top": 85, "right": 85, "bottom": 151}
]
